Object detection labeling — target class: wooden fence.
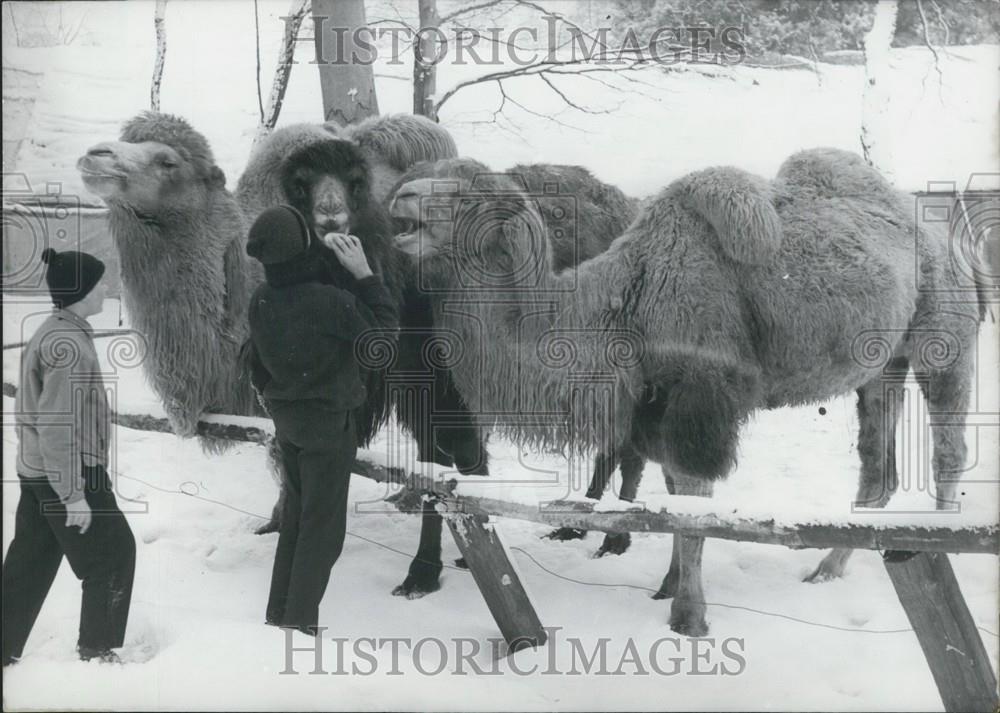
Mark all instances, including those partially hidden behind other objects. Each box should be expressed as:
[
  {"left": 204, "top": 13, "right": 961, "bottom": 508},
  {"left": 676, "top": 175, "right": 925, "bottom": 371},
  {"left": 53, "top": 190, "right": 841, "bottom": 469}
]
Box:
[{"left": 2, "top": 380, "right": 997, "bottom": 711}]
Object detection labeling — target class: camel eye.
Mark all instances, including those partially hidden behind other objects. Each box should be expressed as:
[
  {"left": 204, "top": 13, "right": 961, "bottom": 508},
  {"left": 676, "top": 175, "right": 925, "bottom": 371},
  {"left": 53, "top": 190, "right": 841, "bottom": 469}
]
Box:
[{"left": 158, "top": 156, "right": 178, "bottom": 169}]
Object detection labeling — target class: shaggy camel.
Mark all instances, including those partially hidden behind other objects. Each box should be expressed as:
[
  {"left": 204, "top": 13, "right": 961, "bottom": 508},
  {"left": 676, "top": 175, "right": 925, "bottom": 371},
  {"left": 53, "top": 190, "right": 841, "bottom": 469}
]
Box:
[
  {"left": 282, "top": 153, "right": 641, "bottom": 594},
  {"left": 76, "top": 112, "right": 458, "bottom": 534},
  {"left": 388, "top": 151, "right": 982, "bottom": 635},
  {"left": 77, "top": 112, "right": 262, "bottom": 437}
]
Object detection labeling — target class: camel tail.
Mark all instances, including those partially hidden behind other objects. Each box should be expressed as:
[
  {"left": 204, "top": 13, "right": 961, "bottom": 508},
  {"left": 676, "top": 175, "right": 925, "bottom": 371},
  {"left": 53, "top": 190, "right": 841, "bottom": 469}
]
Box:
[{"left": 673, "top": 167, "right": 783, "bottom": 264}]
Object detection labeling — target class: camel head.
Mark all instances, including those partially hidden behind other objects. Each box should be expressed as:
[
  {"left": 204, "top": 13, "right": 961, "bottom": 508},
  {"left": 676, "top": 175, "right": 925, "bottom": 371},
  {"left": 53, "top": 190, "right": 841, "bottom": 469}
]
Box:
[
  {"left": 279, "top": 138, "right": 396, "bottom": 270},
  {"left": 77, "top": 112, "right": 226, "bottom": 218},
  {"left": 388, "top": 158, "right": 551, "bottom": 290}
]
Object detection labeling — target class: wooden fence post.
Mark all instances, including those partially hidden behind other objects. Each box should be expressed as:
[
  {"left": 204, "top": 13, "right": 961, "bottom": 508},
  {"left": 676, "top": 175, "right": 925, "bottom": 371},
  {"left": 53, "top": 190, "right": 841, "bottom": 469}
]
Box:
[
  {"left": 883, "top": 550, "right": 999, "bottom": 712},
  {"left": 444, "top": 510, "right": 547, "bottom": 656}
]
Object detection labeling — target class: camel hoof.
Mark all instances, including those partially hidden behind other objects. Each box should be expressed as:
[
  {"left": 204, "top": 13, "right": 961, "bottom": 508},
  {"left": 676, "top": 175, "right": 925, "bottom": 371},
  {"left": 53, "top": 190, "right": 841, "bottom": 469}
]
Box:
[
  {"left": 804, "top": 549, "right": 851, "bottom": 583},
  {"left": 669, "top": 600, "right": 709, "bottom": 637},
  {"left": 391, "top": 576, "right": 442, "bottom": 600},
  {"left": 254, "top": 519, "right": 281, "bottom": 535},
  {"left": 652, "top": 572, "right": 679, "bottom": 600},
  {"left": 803, "top": 565, "right": 844, "bottom": 583},
  {"left": 544, "top": 527, "right": 587, "bottom": 542},
  {"left": 593, "top": 532, "right": 631, "bottom": 558},
  {"left": 454, "top": 557, "right": 469, "bottom": 569}
]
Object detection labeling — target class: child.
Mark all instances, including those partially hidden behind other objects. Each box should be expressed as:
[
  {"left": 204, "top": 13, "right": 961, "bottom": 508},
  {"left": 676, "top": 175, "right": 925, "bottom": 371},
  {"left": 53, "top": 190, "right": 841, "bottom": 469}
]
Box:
[
  {"left": 245, "top": 205, "right": 398, "bottom": 636},
  {"left": 4, "top": 248, "right": 136, "bottom": 665}
]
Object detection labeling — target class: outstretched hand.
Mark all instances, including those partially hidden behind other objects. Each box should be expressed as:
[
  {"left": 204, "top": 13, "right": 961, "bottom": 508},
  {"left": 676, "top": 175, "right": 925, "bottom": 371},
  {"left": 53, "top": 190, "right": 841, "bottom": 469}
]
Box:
[{"left": 321, "top": 233, "right": 374, "bottom": 280}]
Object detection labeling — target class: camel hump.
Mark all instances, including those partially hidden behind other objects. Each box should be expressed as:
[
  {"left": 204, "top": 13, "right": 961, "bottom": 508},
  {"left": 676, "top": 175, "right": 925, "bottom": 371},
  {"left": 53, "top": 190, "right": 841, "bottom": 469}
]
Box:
[
  {"left": 673, "top": 167, "right": 782, "bottom": 265},
  {"left": 776, "top": 148, "right": 899, "bottom": 205},
  {"left": 343, "top": 114, "right": 458, "bottom": 173}
]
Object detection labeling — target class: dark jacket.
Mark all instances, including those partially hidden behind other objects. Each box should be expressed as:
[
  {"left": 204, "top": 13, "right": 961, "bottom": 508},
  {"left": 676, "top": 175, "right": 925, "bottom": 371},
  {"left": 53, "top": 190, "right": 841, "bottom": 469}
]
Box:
[{"left": 248, "top": 251, "right": 398, "bottom": 410}]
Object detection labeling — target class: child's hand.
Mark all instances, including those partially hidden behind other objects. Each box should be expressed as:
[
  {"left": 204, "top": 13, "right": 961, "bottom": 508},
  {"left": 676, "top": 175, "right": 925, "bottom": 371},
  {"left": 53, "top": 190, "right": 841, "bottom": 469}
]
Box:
[
  {"left": 321, "top": 233, "right": 374, "bottom": 280},
  {"left": 65, "top": 498, "right": 92, "bottom": 534}
]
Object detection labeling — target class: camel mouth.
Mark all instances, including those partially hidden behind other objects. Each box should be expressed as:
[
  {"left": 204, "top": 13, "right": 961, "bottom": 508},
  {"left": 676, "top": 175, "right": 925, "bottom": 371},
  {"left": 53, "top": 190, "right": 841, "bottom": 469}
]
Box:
[
  {"left": 78, "top": 170, "right": 126, "bottom": 200},
  {"left": 77, "top": 154, "right": 125, "bottom": 175},
  {"left": 79, "top": 170, "right": 125, "bottom": 184},
  {"left": 394, "top": 218, "right": 420, "bottom": 235},
  {"left": 393, "top": 231, "right": 422, "bottom": 256}
]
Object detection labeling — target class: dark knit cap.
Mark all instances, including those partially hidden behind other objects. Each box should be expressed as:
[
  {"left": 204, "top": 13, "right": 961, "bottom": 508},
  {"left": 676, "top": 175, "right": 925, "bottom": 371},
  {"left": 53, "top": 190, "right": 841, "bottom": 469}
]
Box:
[
  {"left": 245, "top": 205, "right": 312, "bottom": 266},
  {"left": 41, "top": 248, "right": 105, "bottom": 308}
]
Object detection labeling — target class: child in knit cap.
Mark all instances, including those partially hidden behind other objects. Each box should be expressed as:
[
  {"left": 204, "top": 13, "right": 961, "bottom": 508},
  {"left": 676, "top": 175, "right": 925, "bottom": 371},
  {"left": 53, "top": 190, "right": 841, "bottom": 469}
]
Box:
[
  {"left": 246, "top": 205, "right": 398, "bottom": 636},
  {"left": 4, "top": 248, "right": 136, "bottom": 665}
]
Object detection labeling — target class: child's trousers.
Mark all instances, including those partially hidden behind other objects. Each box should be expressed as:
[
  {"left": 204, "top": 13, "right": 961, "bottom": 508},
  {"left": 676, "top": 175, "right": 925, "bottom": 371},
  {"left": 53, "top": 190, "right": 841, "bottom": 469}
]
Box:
[
  {"left": 2, "top": 464, "right": 136, "bottom": 663},
  {"left": 265, "top": 400, "right": 356, "bottom": 634}
]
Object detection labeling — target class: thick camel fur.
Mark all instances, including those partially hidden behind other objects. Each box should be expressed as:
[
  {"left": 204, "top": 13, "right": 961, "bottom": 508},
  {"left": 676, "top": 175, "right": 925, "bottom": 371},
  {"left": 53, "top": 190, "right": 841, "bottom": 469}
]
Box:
[
  {"left": 389, "top": 148, "right": 982, "bottom": 634},
  {"left": 384, "top": 159, "right": 641, "bottom": 595},
  {"left": 77, "top": 111, "right": 459, "bottom": 533},
  {"left": 78, "top": 112, "right": 262, "bottom": 438}
]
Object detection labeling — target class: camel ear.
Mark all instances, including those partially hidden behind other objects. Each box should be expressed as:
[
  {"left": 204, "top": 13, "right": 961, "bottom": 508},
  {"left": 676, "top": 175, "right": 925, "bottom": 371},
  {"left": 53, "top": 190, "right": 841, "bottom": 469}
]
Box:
[{"left": 208, "top": 165, "right": 227, "bottom": 190}]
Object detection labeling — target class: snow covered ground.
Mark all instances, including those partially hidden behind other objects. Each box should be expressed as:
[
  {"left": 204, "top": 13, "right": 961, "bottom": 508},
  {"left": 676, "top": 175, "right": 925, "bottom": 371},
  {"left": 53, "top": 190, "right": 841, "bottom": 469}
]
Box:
[
  {"left": 3, "top": 301, "right": 998, "bottom": 711},
  {"left": 2, "top": 1, "right": 998, "bottom": 710}
]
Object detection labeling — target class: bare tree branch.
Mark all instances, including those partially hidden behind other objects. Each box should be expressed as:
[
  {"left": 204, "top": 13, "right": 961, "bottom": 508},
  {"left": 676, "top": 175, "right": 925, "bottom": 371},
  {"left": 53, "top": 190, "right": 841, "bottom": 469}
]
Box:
[
  {"left": 930, "top": 0, "right": 950, "bottom": 45},
  {"left": 6, "top": 4, "right": 23, "bottom": 46},
  {"left": 439, "top": 0, "right": 513, "bottom": 25},
  {"left": 150, "top": 0, "right": 168, "bottom": 111},
  {"left": 915, "top": 0, "right": 944, "bottom": 84},
  {"left": 861, "top": 0, "right": 898, "bottom": 174},
  {"left": 252, "top": 0, "right": 309, "bottom": 149},
  {"left": 538, "top": 73, "right": 618, "bottom": 114},
  {"left": 253, "top": 0, "right": 264, "bottom": 123}
]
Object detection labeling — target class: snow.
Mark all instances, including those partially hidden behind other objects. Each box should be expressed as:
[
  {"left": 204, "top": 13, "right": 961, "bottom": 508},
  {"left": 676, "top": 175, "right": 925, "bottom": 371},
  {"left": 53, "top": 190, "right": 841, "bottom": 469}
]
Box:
[
  {"left": 2, "top": 2, "right": 998, "bottom": 710},
  {"left": 3, "top": 300, "right": 998, "bottom": 712}
]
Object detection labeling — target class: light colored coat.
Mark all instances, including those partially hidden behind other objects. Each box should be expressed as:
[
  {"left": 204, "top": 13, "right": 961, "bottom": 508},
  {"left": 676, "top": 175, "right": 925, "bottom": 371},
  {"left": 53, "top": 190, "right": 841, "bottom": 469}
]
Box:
[{"left": 15, "top": 309, "right": 110, "bottom": 503}]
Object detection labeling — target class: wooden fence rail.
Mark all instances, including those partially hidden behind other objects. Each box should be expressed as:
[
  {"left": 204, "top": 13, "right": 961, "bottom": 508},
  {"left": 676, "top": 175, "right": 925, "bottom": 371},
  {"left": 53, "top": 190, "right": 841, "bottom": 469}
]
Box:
[
  {"left": 4, "top": 381, "right": 997, "bottom": 555},
  {"left": 2, "top": 382, "right": 997, "bottom": 709}
]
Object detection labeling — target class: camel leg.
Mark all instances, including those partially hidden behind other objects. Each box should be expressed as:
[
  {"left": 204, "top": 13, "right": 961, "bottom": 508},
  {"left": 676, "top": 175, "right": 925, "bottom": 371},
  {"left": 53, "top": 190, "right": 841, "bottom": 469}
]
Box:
[
  {"left": 391, "top": 496, "right": 443, "bottom": 599},
  {"left": 806, "top": 358, "right": 908, "bottom": 582},
  {"left": 918, "top": 360, "right": 972, "bottom": 511},
  {"left": 593, "top": 446, "right": 644, "bottom": 557},
  {"left": 444, "top": 423, "right": 490, "bottom": 476},
  {"left": 653, "top": 471, "right": 680, "bottom": 598},
  {"left": 659, "top": 470, "right": 713, "bottom": 637},
  {"left": 546, "top": 449, "right": 617, "bottom": 543},
  {"left": 585, "top": 450, "right": 618, "bottom": 499},
  {"left": 435, "top": 422, "right": 488, "bottom": 569},
  {"left": 617, "top": 445, "right": 646, "bottom": 503},
  {"left": 255, "top": 439, "right": 286, "bottom": 535}
]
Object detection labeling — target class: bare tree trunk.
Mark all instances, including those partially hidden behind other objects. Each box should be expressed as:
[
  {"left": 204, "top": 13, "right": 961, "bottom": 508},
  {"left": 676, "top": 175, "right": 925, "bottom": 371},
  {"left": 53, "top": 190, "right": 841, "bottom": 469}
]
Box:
[
  {"left": 413, "top": 0, "right": 440, "bottom": 120},
  {"left": 252, "top": 0, "right": 310, "bottom": 150},
  {"left": 861, "top": 0, "right": 898, "bottom": 176},
  {"left": 311, "top": 0, "right": 378, "bottom": 125},
  {"left": 150, "top": 0, "right": 167, "bottom": 111}
]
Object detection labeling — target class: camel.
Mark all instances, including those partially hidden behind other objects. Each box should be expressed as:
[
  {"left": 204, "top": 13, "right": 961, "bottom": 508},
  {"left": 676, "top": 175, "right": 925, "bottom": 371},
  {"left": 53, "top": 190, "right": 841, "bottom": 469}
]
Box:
[
  {"left": 73, "top": 110, "right": 637, "bottom": 575},
  {"left": 388, "top": 150, "right": 982, "bottom": 635},
  {"left": 279, "top": 153, "right": 642, "bottom": 594},
  {"left": 76, "top": 111, "right": 458, "bottom": 533},
  {"left": 77, "top": 112, "right": 262, "bottom": 438}
]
